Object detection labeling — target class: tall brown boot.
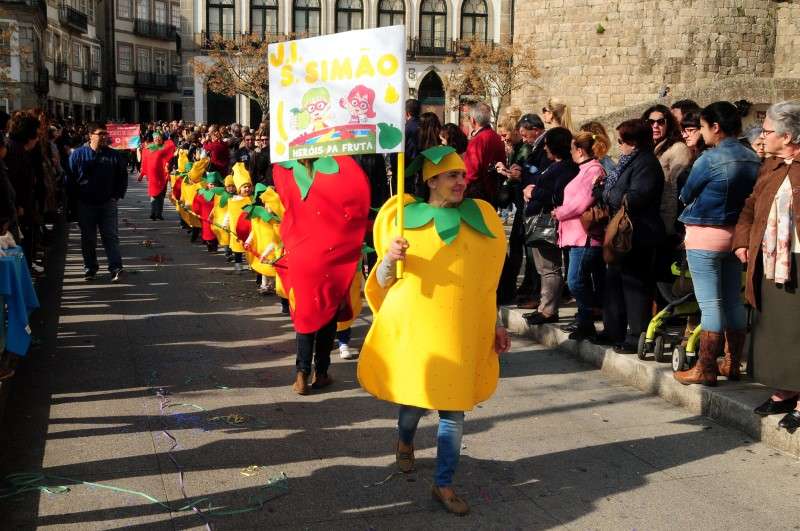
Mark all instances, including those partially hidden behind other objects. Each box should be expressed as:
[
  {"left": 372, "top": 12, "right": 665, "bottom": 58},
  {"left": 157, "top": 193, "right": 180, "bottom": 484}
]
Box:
[
  {"left": 718, "top": 329, "right": 746, "bottom": 381},
  {"left": 292, "top": 371, "right": 309, "bottom": 395},
  {"left": 674, "top": 330, "right": 722, "bottom": 386}
]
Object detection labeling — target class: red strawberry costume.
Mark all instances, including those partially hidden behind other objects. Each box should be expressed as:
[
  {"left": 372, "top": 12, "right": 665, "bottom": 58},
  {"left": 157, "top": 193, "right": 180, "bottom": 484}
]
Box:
[
  {"left": 140, "top": 139, "right": 176, "bottom": 198},
  {"left": 273, "top": 156, "right": 371, "bottom": 335}
]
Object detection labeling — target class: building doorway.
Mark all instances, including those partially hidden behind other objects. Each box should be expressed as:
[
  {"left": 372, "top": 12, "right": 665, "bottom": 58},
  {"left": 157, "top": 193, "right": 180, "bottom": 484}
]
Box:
[
  {"left": 207, "top": 91, "right": 236, "bottom": 125},
  {"left": 418, "top": 70, "right": 445, "bottom": 122}
]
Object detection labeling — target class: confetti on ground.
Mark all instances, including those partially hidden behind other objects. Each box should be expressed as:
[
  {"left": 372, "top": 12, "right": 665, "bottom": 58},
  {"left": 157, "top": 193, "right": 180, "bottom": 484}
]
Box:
[{"left": 240, "top": 465, "right": 266, "bottom": 477}]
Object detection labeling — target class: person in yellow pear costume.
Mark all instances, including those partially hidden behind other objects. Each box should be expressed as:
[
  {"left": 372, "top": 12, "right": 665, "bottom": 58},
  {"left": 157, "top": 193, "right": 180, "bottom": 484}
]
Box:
[{"left": 357, "top": 146, "right": 510, "bottom": 516}]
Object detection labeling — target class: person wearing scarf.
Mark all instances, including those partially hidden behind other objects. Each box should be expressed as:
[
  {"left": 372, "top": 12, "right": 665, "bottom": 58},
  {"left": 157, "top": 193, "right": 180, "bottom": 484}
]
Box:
[{"left": 733, "top": 100, "right": 800, "bottom": 432}]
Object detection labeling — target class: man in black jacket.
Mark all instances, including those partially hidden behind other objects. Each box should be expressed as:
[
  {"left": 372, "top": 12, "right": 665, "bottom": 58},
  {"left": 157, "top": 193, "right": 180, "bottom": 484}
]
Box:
[{"left": 68, "top": 122, "right": 128, "bottom": 282}]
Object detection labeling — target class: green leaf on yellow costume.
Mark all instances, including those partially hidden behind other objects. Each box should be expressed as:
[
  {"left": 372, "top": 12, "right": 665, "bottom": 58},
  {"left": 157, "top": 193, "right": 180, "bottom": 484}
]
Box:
[{"left": 403, "top": 198, "right": 495, "bottom": 245}]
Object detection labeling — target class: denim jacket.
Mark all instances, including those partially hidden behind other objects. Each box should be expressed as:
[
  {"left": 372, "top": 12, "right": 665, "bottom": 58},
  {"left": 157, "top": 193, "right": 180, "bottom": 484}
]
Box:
[{"left": 678, "top": 138, "right": 761, "bottom": 226}]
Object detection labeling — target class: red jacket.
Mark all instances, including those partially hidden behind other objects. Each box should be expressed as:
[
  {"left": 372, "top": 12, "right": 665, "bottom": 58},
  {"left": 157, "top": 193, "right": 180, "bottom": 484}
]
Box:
[
  {"left": 202, "top": 140, "right": 230, "bottom": 173},
  {"left": 463, "top": 127, "right": 506, "bottom": 204}
]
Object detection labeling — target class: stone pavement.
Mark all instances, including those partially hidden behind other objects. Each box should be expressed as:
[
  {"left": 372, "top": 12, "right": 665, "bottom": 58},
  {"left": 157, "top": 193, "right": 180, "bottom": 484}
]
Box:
[{"left": 2, "top": 177, "right": 800, "bottom": 530}]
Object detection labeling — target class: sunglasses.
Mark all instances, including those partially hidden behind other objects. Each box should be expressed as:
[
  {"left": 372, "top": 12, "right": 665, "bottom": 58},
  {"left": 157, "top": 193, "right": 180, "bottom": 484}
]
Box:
[{"left": 648, "top": 118, "right": 667, "bottom": 126}]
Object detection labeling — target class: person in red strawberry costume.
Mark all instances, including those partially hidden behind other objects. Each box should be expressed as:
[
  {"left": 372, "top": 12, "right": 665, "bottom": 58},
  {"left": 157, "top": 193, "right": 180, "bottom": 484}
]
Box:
[
  {"left": 273, "top": 156, "right": 371, "bottom": 395},
  {"left": 139, "top": 131, "right": 176, "bottom": 220}
]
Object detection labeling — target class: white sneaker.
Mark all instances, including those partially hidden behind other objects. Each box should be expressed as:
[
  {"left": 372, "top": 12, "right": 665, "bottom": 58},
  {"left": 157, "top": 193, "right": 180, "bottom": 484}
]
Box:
[{"left": 339, "top": 344, "right": 358, "bottom": 360}]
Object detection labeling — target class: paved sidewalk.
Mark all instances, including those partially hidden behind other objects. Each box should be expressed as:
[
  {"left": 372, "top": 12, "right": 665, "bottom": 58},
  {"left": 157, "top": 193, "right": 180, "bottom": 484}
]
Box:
[{"left": 2, "top": 178, "right": 800, "bottom": 530}]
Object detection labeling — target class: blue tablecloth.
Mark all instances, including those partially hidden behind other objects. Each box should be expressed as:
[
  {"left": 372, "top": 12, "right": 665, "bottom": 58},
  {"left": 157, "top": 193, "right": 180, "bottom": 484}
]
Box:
[{"left": 0, "top": 246, "right": 39, "bottom": 356}]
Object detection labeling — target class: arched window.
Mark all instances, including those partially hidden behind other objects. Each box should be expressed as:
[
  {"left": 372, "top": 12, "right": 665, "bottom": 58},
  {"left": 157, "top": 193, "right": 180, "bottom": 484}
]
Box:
[
  {"left": 419, "top": 0, "right": 447, "bottom": 53},
  {"left": 460, "top": 0, "right": 487, "bottom": 42},
  {"left": 378, "top": 0, "right": 404, "bottom": 27},
  {"left": 335, "top": 0, "right": 363, "bottom": 32},
  {"left": 251, "top": 0, "right": 278, "bottom": 38},
  {"left": 293, "top": 0, "right": 321, "bottom": 36},
  {"left": 206, "top": 0, "right": 234, "bottom": 39}
]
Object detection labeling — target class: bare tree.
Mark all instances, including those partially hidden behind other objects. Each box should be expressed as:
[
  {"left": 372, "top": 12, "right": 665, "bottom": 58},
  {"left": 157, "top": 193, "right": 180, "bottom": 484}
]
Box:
[
  {"left": 445, "top": 37, "right": 540, "bottom": 123},
  {"left": 193, "top": 33, "right": 286, "bottom": 119}
]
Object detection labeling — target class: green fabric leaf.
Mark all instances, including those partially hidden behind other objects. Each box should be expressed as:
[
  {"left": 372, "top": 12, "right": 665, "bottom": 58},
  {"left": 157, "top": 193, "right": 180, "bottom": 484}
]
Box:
[
  {"left": 205, "top": 171, "right": 222, "bottom": 185},
  {"left": 312, "top": 156, "right": 339, "bottom": 177},
  {"left": 404, "top": 155, "right": 424, "bottom": 178},
  {"left": 402, "top": 198, "right": 495, "bottom": 244},
  {"left": 403, "top": 200, "right": 435, "bottom": 229},
  {"left": 146, "top": 143, "right": 160, "bottom": 152},
  {"left": 244, "top": 205, "right": 274, "bottom": 223},
  {"left": 253, "top": 183, "right": 268, "bottom": 197},
  {"left": 198, "top": 189, "right": 215, "bottom": 201},
  {"left": 279, "top": 160, "right": 313, "bottom": 200},
  {"left": 422, "top": 145, "right": 456, "bottom": 165},
  {"left": 378, "top": 122, "right": 402, "bottom": 149},
  {"left": 458, "top": 199, "right": 495, "bottom": 239},
  {"left": 219, "top": 192, "right": 230, "bottom": 208},
  {"left": 432, "top": 207, "right": 461, "bottom": 245}
]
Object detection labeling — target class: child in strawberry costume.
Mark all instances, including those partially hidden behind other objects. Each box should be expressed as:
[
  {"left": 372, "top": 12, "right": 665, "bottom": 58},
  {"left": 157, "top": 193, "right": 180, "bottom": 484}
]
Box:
[
  {"left": 193, "top": 171, "right": 222, "bottom": 252},
  {"left": 272, "top": 156, "right": 370, "bottom": 395},
  {"left": 139, "top": 131, "right": 176, "bottom": 220}
]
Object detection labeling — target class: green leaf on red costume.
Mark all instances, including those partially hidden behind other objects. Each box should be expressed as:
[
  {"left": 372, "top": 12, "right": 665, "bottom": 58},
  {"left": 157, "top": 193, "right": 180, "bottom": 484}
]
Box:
[
  {"left": 312, "top": 157, "right": 339, "bottom": 178},
  {"left": 243, "top": 203, "right": 275, "bottom": 223},
  {"left": 146, "top": 143, "right": 160, "bottom": 152},
  {"left": 278, "top": 160, "right": 312, "bottom": 200}
]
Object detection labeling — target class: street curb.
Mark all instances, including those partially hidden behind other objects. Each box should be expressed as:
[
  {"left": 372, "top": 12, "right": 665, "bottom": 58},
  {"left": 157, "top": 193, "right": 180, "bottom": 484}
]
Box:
[{"left": 501, "top": 307, "right": 800, "bottom": 458}]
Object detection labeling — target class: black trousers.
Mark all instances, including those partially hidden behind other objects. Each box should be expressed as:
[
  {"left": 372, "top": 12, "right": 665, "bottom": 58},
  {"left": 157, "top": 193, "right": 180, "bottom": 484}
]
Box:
[
  {"left": 602, "top": 246, "right": 657, "bottom": 345},
  {"left": 296, "top": 316, "right": 337, "bottom": 376}
]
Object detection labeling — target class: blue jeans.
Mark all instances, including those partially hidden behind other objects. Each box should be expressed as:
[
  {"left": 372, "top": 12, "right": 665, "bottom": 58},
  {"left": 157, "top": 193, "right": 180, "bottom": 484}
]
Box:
[
  {"left": 78, "top": 200, "right": 123, "bottom": 273},
  {"left": 567, "top": 246, "right": 603, "bottom": 324},
  {"left": 336, "top": 327, "right": 351, "bottom": 346},
  {"left": 397, "top": 406, "right": 464, "bottom": 487},
  {"left": 686, "top": 249, "right": 746, "bottom": 332}
]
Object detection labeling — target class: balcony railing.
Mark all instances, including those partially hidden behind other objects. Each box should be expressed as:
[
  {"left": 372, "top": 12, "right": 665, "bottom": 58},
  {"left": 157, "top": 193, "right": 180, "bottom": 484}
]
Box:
[
  {"left": 198, "top": 30, "right": 286, "bottom": 50},
  {"left": 135, "top": 72, "right": 177, "bottom": 91},
  {"left": 81, "top": 69, "right": 100, "bottom": 89},
  {"left": 407, "top": 37, "right": 459, "bottom": 59},
  {"left": 59, "top": 3, "right": 88, "bottom": 33},
  {"left": 53, "top": 60, "right": 68, "bottom": 82},
  {"left": 35, "top": 66, "right": 49, "bottom": 93},
  {"left": 134, "top": 19, "right": 178, "bottom": 41}
]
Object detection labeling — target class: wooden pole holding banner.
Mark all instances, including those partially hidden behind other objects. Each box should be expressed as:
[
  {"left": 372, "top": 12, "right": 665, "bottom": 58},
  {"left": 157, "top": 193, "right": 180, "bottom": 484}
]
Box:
[{"left": 396, "top": 152, "right": 405, "bottom": 278}]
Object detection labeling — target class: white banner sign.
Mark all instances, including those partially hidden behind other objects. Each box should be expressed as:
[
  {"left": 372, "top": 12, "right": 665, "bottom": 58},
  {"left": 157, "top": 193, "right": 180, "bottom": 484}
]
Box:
[{"left": 268, "top": 26, "right": 406, "bottom": 163}]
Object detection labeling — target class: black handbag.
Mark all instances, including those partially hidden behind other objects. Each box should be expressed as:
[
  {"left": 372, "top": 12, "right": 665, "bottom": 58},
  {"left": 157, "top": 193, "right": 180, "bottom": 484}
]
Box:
[{"left": 524, "top": 210, "right": 558, "bottom": 246}]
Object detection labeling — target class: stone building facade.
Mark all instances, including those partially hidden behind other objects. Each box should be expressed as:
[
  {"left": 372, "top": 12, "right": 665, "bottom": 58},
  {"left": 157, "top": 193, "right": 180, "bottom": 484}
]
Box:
[
  {"left": 183, "top": 0, "right": 513, "bottom": 126},
  {"left": 512, "top": 0, "right": 800, "bottom": 128}
]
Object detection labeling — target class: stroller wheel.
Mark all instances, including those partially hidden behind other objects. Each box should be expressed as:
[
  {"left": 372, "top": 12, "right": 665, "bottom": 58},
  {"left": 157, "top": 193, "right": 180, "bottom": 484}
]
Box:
[
  {"left": 672, "top": 345, "right": 687, "bottom": 372},
  {"left": 653, "top": 335, "right": 669, "bottom": 363},
  {"left": 637, "top": 332, "right": 648, "bottom": 360}
]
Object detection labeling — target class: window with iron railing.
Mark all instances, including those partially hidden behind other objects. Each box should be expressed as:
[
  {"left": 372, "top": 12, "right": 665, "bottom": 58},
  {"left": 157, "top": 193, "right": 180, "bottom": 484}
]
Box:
[
  {"left": 419, "top": 0, "right": 447, "bottom": 53},
  {"left": 460, "top": 0, "right": 487, "bottom": 42},
  {"left": 207, "top": 0, "right": 234, "bottom": 40}
]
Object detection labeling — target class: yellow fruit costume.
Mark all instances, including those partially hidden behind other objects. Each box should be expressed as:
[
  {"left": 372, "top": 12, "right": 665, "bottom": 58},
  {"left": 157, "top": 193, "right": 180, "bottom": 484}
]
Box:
[
  {"left": 179, "top": 157, "right": 208, "bottom": 228},
  {"left": 169, "top": 149, "right": 190, "bottom": 205},
  {"left": 244, "top": 187, "right": 284, "bottom": 277},
  {"left": 225, "top": 163, "right": 254, "bottom": 254},
  {"left": 210, "top": 175, "right": 233, "bottom": 247},
  {"left": 337, "top": 270, "right": 364, "bottom": 332},
  {"left": 357, "top": 149, "right": 506, "bottom": 412}
]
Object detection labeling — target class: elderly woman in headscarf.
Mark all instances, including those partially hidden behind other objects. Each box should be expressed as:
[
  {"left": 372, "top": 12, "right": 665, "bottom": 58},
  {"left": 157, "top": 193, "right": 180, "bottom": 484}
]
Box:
[{"left": 733, "top": 100, "right": 800, "bottom": 432}]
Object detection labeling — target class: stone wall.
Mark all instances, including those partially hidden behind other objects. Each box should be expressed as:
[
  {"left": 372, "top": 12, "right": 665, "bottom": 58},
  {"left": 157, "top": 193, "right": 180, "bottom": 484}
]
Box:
[{"left": 511, "top": 0, "right": 800, "bottom": 125}]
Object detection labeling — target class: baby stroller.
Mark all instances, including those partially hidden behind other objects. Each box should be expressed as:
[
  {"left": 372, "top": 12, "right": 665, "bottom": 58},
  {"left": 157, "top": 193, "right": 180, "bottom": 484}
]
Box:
[{"left": 637, "top": 262, "right": 702, "bottom": 365}]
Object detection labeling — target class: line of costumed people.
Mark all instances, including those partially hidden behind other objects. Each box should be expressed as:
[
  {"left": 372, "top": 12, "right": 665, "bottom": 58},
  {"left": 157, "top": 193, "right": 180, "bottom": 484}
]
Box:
[{"left": 152, "top": 143, "right": 511, "bottom": 516}]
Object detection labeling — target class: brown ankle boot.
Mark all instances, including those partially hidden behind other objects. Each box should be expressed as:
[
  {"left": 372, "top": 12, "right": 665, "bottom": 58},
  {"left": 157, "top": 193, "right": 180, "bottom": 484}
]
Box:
[
  {"left": 292, "top": 371, "right": 309, "bottom": 395},
  {"left": 718, "top": 329, "right": 746, "bottom": 380},
  {"left": 674, "top": 330, "right": 723, "bottom": 386},
  {"left": 311, "top": 372, "right": 333, "bottom": 389}
]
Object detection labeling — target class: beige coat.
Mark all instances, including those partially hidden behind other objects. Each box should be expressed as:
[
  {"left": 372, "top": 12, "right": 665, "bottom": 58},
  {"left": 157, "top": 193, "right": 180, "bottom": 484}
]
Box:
[{"left": 657, "top": 141, "right": 692, "bottom": 236}]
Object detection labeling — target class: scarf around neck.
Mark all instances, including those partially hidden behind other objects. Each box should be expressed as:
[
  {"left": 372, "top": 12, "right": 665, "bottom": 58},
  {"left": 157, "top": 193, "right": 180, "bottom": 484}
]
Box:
[
  {"left": 762, "top": 161, "right": 795, "bottom": 285},
  {"left": 603, "top": 149, "right": 638, "bottom": 202}
]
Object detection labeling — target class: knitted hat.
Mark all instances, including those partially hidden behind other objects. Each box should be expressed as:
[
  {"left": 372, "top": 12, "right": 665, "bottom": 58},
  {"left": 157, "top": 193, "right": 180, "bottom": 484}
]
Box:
[
  {"left": 223, "top": 174, "right": 235, "bottom": 187},
  {"left": 232, "top": 162, "right": 252, "bottom": 190},
  {"left": 188, "top": 157, "right": 209, "bottom": 183}
]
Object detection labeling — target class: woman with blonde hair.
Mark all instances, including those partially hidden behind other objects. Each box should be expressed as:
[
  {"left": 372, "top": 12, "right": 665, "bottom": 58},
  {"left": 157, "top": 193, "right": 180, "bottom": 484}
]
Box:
[{"left": 543, "top": 97, "right": 574, "bottom": 131}]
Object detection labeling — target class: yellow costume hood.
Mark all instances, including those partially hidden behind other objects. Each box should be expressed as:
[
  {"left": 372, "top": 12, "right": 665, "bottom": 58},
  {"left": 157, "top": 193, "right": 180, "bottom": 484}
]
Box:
[{"left": 189, "top": 157, "right": 209, "bottom": 183}]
